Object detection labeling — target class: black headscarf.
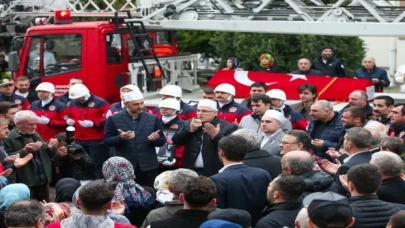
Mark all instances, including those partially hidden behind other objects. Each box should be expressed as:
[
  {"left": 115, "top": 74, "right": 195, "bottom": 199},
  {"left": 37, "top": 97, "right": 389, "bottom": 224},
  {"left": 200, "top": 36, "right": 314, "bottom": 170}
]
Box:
[{"left": 55, "top": 178, "right": 81, "bottom": 203}]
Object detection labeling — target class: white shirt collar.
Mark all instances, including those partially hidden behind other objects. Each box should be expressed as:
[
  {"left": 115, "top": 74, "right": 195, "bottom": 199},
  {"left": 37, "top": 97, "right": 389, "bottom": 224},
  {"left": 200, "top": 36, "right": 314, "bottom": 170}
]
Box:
[
  {"left": 343, "top": 150, "right": 369, "bottom": 163},
  {"left": 218, "top": 162, "right": 243, "bottom": 173}
]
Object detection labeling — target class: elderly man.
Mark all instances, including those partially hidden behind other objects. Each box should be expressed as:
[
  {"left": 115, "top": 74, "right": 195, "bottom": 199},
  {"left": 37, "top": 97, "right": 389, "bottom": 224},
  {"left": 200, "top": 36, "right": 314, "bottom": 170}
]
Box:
[
  {"left": 290, "top": 58, "right": 322, "bottom": 75},
  {"left": 371, "top": 151, "right": 405, "bottom": 205},
  {"left": 260, "top": 110, "right": 285, "bottom": 156},
  {"left": 104, "top": 91, "right": 166, "bottom": 187},
  {"left": 308, "top": 100, "right": 344, "bottom": 159},
  {"left": 141, "top": 169, "right": 199, "bottom": 228},
  {"left": 4, "top": 110, "right": 58, "bottom": 202},
  {"left": 5, "top": 200, "right": 46, "bottom": 228},
  {"left": 339, "top": 90, "right": 373, "bottom": 119},
  {"left": 233, "top": 129, "right": 282, "bottom": 179},
  {"left": 214, "top": 83, "right": 250, "bottom": 123},
  {"left": 172, "top": 99, "right": 238, "bottom": 176},
  {"left": 355, "top": 56, "right": 390, "bottom": 92}
]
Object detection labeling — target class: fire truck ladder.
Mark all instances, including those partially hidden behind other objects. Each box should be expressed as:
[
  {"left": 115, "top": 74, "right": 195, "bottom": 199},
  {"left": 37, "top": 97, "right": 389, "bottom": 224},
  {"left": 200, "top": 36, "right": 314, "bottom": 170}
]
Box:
[{"left": 111, "top": 11, "right": 166, "bottom": 84}]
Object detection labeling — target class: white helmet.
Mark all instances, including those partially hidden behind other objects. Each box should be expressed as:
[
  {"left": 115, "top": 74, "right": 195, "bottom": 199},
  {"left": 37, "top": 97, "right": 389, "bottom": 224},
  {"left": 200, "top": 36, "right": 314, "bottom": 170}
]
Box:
[
  {"left": 120, "top": 84, "right": 141, "bottom": 93},
  {"left": 35, "top": 82, "right": 55, "bottom": 93},
  {"left": 159, "top": 85, "right": 182, "bottom": 98},
  {"left": 69, "top": 84, "right": 90, "bottom": 99},
  {"left": 159, "top": 98, "right": 180, "bottom": 111},
  {"left": 266, "top": 89, "right": 286, "bottom": 101},
  {"left": 214, "top": 83, "right": 235, "bottom": 96}
]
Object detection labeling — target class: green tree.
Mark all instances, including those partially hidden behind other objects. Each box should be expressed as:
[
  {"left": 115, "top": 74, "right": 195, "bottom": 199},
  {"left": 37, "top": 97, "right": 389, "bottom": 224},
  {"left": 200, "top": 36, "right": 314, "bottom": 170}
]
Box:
[
  {"left": 209, "top": 32, "right": 366, "bottom": 76},
  {"left": 176, "top": 31, "right": 216, "bottom": 54}
]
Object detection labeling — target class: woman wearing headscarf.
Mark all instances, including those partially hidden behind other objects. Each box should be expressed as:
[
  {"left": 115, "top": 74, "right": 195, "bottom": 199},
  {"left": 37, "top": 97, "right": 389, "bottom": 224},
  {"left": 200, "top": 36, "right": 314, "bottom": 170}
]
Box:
[
  {"left": 54, "top": 178, "right": 81, "bottom": 214},
  {"left": 252, "top": 53, "right": 283, "bottom": 73},
  {"left": 0, "top": 183, "right": 30, "bottom": 228},
  {"left": 222, "top": 57, "right": 243, "bottom": 71},
  {"left": 102, "top": 157, "right": 156, "bottom": 227}
]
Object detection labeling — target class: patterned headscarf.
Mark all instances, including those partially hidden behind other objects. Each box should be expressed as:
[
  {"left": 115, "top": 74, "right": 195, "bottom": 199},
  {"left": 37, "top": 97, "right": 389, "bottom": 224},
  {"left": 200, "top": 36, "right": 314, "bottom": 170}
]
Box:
[
  {"left": 259, "top": 53, "right": 274, "bottom": 68},
  {"left": 43, "top": 202, "right": 71, "bottom": 225},
  {"left": 102, "top": 157, "right": 155, "bottom": 209}
]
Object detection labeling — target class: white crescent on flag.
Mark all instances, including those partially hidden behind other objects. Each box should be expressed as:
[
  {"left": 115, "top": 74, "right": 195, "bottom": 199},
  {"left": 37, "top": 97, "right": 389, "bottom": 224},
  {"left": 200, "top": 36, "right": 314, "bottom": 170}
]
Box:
[{"left": 234, "top": 71, "right": 277, "bottom": 87}]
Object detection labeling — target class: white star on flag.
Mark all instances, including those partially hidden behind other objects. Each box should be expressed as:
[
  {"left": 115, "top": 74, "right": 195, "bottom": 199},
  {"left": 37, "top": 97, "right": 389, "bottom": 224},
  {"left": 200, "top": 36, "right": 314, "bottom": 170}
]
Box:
[{"left": 288, "top": 74, "right": 308, "bottom": 82}]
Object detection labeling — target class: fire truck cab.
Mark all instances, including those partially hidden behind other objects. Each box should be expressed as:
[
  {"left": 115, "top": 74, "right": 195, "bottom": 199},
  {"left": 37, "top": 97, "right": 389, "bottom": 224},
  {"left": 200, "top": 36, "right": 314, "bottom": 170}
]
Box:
[{"left": 7, "top": 10, "right": 183, "bottom": 103}]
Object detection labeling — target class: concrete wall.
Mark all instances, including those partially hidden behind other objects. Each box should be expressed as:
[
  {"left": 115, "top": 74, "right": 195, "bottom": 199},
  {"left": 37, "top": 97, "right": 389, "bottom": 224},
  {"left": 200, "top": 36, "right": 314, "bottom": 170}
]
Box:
[{"left": 360, "top": 37, "right": 405, "bottom": 69}]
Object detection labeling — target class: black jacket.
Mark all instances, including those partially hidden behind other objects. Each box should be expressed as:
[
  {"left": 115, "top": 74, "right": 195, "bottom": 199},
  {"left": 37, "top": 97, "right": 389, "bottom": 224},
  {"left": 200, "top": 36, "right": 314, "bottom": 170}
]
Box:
[
  {"left": 350, "top": 195, "right": 405, "bottom": 228},
  {"left": 311, "top": 56, "right": 346, "bottom": 77},
  {"left": 256, "top": 202, "right": 302, "bottom": 228},
  {"left": 172, "top": 117, "right": 238, "bottom": 176},
  {"left": 339, "top": 104, "right": 374, "bottom": 120},
  {"left": 377, "top": 176, "right": 405, "bottom": 205},
  {"left": 243, "top": 149, "right": 282, "bottom": 179},
  {"left": 150, "top": 209, "right": 209, "bottom": 228},
  {"left": 290, "top": 69, "right": 323, "bottom": 76},
  {"left": 252, "top": 65, "right": 284, "bottom": 73},
  {"left": 299, "top": 170, "right": 340, "bottom": 199}
]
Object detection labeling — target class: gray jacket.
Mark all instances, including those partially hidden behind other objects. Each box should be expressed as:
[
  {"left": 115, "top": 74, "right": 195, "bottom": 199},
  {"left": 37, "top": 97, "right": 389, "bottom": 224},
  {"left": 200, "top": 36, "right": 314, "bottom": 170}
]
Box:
[{"left": 260, "top": 130, "right": 285, "bottom": 156}]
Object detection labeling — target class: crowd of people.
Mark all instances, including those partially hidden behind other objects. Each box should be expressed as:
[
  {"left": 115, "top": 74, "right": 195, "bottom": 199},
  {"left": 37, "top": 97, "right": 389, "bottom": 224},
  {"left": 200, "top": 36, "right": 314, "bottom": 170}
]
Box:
[
  {"left": 222, "top": 46, "right": 391, "bottom": 92},
  {"left": 0, "top": 67, "right": 404, "bottom": 228}
]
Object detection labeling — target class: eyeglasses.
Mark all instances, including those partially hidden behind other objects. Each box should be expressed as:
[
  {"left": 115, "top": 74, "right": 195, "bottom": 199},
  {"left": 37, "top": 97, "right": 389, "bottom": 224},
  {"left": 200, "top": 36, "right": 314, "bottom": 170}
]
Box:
[
  {"left": 280, "top": 141, "right": 299, "bottom": 145},
  {"left": 197, "top": 109, "right": 214, "bottom": 114}
]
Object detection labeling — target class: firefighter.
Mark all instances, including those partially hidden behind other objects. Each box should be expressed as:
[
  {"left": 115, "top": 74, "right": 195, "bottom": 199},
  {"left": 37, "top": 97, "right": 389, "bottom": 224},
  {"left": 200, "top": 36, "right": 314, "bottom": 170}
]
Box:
[
  {"left": 107, "top": 84, "right": 141, "bottom": 118},
  {"left": 158, "top": 98, "right": 185, "bottom": 170},
  {"left": 57, "top": 77, "right": 83, "bottom": 105},
  {"left": 151, "top": 85, "right": 197, "bottom": 120},
  {"left": 214, "top": 83, "right": 250, "bottom": 123},
  {"left": 0, "top": 79, "right": 30, "bottom": 110},
  {"left": 30, "top": 82, "right": 67, "bottom": 142},
  {"left": 266, "top": 89, "right": 308, "bottom": 131},
  {"left": 64, "top": 83, "right": 110, "bottom": 179}
]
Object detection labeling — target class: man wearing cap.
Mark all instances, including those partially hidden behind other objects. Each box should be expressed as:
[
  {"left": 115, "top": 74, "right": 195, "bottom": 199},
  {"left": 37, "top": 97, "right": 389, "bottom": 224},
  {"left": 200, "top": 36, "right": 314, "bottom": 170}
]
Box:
[
  {"left": 106, "top": 84, "right": 141, "bottom": 118},
  {"left": 57, "top": 77, "right": 83, "bottom": 105},
  {"left": 267, "top": 89, "right": 307, "bottom": 131},
  {"left": 0, "top": 79, "right": 30, "bottom": 110},
  {"left": 64, "top": 83, "right": 110, "bottom": 180},
  {"left": 239, "top": 94, "right": 292, "bottom": 133},
  {"left": 303, "top": 192, "right": 355, "bottom": 228},
  {"left": 148, "top": 85, "right": 197, "bottom": 120},
  {"left": 104, "top": 91, "right": 166, "bottom": 187},
  {"left": 172, "top": 99, "right": 238, "bottom": 176},
  {"left": 29, "top": 82, "right": 67, "bottom": 141},
  {"left": 260, "top": 110, "right": 285, "bottom": 156},
  {"left": 214, "top": 83, "right": 250, "bottom": 124},
  {"left": 311, "top": 45, "right": 346, "bottom": 77},
  {"left": 157, "top": 98, "right": 185, "bottom": 168},
  {"left": 256, "top": 174, "right": 304, "bottom": 228}
]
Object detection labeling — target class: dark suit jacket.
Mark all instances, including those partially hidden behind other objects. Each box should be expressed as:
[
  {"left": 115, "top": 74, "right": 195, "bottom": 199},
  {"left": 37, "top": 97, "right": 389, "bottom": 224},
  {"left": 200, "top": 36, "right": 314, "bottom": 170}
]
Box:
[
  {"left": 334, "top": 151, "right": 371, "bottom": 194},
  {"left": 210, "top": 164, "right": 272, "bottom": 226},
  {"left": 243, "top": 149, "right": 282, "bottom": 179},
  {"left": 377, "top": 176, "right": 405, "bottom": 205}
]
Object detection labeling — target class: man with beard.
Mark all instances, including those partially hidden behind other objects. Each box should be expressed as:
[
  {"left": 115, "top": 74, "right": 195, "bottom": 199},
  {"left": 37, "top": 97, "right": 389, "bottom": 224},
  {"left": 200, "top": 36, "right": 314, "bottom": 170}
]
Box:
[
  {"left": 388, "top": 103, "right": 405, "bottom": 141},
  {"left": 104, "top": 91, "right": 166, "bottom": 187},
  {"left": 373, "top": 95, "right": 394, "bottom": 125},
  {"left": 14, "top": 76, "right": 38, "bottom": 104},
  {"left": 311, "top": 45, "right": 346, "bottom": 77},
  {"left": 172, "top": 99, "right": 238, "bottom": 176}
]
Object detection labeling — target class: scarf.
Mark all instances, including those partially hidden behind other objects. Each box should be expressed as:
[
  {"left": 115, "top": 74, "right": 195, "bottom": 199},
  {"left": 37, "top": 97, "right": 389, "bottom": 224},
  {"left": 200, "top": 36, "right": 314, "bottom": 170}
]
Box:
[
  {"left": 0, "top": 183, "right": 30, "bottom": 209},
  {"left": 259, "top": 53, "right": 274, "bottom": 68},
  {"left": 162, "top": 115, "right": 177, "bottom": 124},
  {"left": 102, "top": 157, "right": 155, "bottom": 209},
  {"left": 41, "top": 96, "right": 53, "bottom": 107},
  {"left": 55, "top": 178, "right": 81, "bottom": 203},
  {"left": 61, "top": 214, "right": 114, "bottom": 228}
]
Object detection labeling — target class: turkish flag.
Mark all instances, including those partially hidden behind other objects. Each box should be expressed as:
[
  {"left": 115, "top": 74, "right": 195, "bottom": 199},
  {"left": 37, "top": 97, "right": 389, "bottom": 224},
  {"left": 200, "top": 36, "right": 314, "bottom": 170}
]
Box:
[{"left": 207, "top": 70, "right": 375, "bottom": 101}]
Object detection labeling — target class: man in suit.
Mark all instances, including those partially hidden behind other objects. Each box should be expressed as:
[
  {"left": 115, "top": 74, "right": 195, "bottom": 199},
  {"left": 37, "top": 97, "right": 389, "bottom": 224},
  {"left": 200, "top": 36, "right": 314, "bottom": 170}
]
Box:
[
  {"left": 260, "top": 110, "right": 285, "bottom": 156},
  {"left": 234, "top": 129, "right": 282, "bottom": 179},
  {"left": 103, "top": 91, "right": 166, "bottom": 187},
  {"left": 210, "top": 134, "right": 272, "bottom": 226},
  {"left": 172, "top": 99, "right": 238, "bottom": 177},
  {"left": 333, "top": 127, "right": 372, "bottom": 193},
  {"left": 371, "top": 151, "right": 405, "bottom": 205}
]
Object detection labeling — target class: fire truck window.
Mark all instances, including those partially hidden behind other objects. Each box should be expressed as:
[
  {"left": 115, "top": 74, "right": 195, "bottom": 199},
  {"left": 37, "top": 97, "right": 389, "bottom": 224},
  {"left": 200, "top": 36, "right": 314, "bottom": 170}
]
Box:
[
  {"left": 26, "top": 34, "right": 82, "bottom": 77},
  {"left": 156, "top": 32, "right": 170, "bottom": 45},
  {"left": 106, "top": 34, "right": 123, "bottom": 64}
]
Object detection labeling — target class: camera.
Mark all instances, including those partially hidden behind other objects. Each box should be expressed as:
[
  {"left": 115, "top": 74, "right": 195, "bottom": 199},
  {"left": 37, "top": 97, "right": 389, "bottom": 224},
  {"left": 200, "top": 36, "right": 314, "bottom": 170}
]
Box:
[{"left": 65, "top": 126, "right": 82, "bottom": 155}]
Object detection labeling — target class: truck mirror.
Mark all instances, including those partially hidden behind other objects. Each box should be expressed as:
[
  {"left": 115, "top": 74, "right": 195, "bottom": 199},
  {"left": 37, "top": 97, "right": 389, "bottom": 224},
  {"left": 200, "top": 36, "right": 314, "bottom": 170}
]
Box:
[
  {"left": 11, "top": 38, "right": 24, "bottom": 51},
  {"left": 8, "top": 52, "right": 20, "bottom": 72}
]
